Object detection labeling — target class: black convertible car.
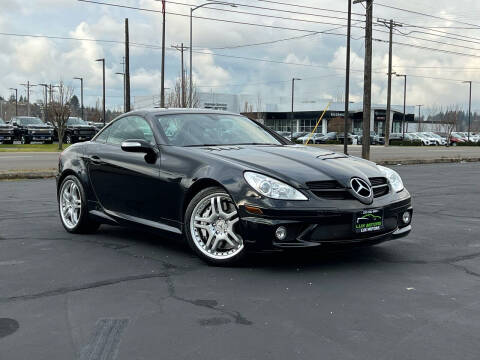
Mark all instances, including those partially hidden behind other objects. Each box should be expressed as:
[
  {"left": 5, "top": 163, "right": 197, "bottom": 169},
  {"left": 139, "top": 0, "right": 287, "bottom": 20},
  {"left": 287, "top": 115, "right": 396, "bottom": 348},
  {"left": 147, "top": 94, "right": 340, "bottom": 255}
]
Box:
[{"left": 56, "top": 109, "right": 412, "bottom": 265}]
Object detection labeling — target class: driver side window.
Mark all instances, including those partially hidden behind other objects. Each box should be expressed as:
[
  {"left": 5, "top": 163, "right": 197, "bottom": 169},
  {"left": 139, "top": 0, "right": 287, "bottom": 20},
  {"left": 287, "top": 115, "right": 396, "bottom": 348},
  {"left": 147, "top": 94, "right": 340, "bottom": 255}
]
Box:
[{"left": 106, "top": 116, "right": 155, "bottom": 146}]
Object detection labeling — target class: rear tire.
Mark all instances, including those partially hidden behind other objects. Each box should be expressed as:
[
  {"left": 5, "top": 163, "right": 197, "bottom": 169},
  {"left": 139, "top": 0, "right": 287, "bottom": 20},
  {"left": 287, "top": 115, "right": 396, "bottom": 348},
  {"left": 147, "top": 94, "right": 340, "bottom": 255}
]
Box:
[
  {"left": 184, "top": 187, "right": 245, "bottom": 266},
  {"left": 59, "top": 175, "right": 100, "bottom": 234}
]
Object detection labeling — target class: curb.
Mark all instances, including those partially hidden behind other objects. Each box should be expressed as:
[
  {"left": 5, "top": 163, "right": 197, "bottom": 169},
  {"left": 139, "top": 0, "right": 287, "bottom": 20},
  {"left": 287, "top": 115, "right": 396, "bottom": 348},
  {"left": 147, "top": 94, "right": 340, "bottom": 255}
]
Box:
[
  {"left": 1, "top": 157, "right": 480, "bottom": 180},
  {"left": 0, "top": 170, "right": 57, "bottom": 180}
]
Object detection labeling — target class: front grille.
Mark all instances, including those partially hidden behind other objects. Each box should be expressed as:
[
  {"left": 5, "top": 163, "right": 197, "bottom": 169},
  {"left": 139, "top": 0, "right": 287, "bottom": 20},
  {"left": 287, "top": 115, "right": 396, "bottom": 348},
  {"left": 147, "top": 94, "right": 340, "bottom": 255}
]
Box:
[
  {"left": 33, "top": 130, "right": 51, "bottom": 134},
  {"left": 307, "top": 177, "right": 390, "bottom": 200},
  {"left": 306, "top": 180, "right": 353, "bottom": 200},
  {"left": 79, "top": 130, "right": 95, "bottom": 135},
  {"left": 369, "top": 177, "right": 389, "bottom": 198}
]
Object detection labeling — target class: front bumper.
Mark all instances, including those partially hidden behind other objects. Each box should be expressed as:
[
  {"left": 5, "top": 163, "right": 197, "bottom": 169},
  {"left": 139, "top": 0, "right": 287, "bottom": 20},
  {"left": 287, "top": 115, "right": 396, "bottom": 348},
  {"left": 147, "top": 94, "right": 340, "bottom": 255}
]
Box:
[{"left": 239, "top": 197, "right": 412, "bottom": 250}]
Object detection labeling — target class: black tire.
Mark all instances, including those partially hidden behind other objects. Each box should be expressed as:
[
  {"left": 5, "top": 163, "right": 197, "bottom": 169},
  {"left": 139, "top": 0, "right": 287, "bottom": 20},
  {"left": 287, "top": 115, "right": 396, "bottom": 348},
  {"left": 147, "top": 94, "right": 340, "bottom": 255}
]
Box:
[
  {"left": 58, "top": 175, "right": 100, "bottom": 234},
  {"left": 65, "top": 135, "right": 74, "bottom": 144},
  {"left": 21, "top": 135, "right": 30, "bottom": 144},
  {"left": 3, "top": 140, "right": 13, "bottom": 145},
  {"left": 184, "top": 187, "right": 245, "bottom": 266},
  {"left": 44, "top": 140, "right": 53, "bottom": 144}
]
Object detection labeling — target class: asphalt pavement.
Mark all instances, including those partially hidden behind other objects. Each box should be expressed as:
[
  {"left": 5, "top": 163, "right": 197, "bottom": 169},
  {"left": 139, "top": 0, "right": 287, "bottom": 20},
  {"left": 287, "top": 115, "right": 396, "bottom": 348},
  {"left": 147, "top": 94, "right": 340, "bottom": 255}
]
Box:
[
  {"left": 1, "top": 145, "right": 480, "bottom": 172},
  {"left": 1, "top": 163, "right": 480, "bottom": 360}
]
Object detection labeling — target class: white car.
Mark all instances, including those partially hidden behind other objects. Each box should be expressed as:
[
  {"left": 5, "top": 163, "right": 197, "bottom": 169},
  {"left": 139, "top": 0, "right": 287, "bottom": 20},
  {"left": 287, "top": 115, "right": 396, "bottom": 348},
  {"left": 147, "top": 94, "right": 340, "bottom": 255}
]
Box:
[
  {"left": 297, "top": 133, "right": 324, "bottom": 144},
  {"left": 409, "top": 133, "right": 431, "bottom": 146}
]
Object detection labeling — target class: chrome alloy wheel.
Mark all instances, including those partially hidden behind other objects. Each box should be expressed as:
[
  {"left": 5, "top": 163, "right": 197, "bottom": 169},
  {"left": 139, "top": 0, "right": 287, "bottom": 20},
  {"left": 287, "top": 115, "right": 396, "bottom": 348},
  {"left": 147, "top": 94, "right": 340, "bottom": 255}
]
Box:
[
  {"left": 190, "top": 193, "right": 243, "bottom": 260},
  {"left": 60, "top": 180, "right": 82, "bottom": 230}
]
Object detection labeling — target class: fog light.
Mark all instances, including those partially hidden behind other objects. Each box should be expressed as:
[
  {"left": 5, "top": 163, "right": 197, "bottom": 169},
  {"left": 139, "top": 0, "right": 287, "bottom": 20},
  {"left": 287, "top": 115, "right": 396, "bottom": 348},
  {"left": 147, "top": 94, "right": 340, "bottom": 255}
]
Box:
[
  {"left": 275, "top": 226, "right": 287, "bottom": 241},
  {"left": 402, "top": 211, "right": 411, "bottom": 225}
]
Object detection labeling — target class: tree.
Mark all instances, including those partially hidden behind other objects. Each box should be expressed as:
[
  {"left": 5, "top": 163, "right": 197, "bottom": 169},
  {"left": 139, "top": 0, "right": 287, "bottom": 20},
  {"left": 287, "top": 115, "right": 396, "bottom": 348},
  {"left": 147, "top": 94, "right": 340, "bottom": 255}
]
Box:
[
  {"left": 69, "top": 95, "right": 80, "bottom": 116},
  {"left": 48, "top": 81, "right": 73, "bottom": 150},
  {"left": 166, "top": 74, "right": 199, "bottom": 108}
]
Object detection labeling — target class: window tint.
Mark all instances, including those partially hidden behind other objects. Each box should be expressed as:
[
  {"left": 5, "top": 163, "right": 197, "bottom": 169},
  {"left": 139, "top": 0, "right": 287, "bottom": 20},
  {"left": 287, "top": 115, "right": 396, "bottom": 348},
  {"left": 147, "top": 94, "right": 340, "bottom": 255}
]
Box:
[{"left": 106, "top": 116, "right": 155, "bottom": 146}]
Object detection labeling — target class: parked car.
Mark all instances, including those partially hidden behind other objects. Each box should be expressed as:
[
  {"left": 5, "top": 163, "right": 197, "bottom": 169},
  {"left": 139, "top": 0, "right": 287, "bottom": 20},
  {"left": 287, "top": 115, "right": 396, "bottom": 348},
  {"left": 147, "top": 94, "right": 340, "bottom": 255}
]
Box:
[
  {"left": 88, "top": 121, "right": 105, "bottom": 132},
  {"left": 450, "top": 132, "right": 466, "bottom": 146},
  {"left": 414, "top": 133, "right": 437, "bottom": 146},
  {"left": 10, "top": 116, "right": 54, "bottom": 144},
  {"left": 296, "top": 133, "right": 324, "bottom": 144},
  {"left": 336, "top": 132, "right": 354, "bottom": 144},
  {"left": 291, "top": 131, "right": 307, "bottom": 141},
  {"left": 357, "top": 131, "right": 381, "bottom": 145},
  {"left": 0, "top": 118, "right": 15, "bottom": 144},
  {"left": 423, "top": 132, "right": 447, "bottom": 145},
  {"left": 408, "top": 133, "right": 432, "bottom": 146},
  {"left": 61, "top": 117, "right": 98, "bottom": 144},
  {"left": 316, "top": 132, "right": 338, "bottom": 144},
  {"left": 56, "top": 109, "right": 412, "bottom": 265},
  {"left": 276, "top": 131, "right": 291, "bottom": 140}
]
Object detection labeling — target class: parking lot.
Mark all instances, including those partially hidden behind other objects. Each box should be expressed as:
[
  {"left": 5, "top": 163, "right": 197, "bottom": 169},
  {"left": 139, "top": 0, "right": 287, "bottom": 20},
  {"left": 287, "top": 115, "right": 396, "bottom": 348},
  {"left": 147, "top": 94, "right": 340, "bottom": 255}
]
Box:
[{"left": 0, "top": 162, "right": 479, "bottom": 359}]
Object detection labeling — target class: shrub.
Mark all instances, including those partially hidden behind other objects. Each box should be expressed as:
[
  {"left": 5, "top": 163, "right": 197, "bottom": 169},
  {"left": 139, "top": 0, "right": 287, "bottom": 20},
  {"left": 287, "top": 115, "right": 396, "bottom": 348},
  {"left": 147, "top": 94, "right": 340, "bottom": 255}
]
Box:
[
  {"left": 390, "top": 139, "right": 423, "bottom": 146},
  {"left": 457, "top": 141, "right": 480, "bottom": 146}
]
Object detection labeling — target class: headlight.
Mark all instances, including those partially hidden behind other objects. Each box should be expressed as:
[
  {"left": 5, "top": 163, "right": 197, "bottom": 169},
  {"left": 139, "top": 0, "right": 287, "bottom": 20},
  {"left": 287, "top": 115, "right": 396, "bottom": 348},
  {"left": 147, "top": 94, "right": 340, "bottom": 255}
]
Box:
[
  {"left": 244, "top": 171, "right": 308, "bottom": 200},
  {"left": 377, "top": 165, "right": 404, "bottom": 192}
]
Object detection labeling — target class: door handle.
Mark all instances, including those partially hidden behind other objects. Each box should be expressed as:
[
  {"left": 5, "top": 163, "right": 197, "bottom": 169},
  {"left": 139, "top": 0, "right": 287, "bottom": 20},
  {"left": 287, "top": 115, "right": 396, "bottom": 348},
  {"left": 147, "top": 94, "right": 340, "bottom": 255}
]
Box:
[{"left": 90, "top": 155, "right": 102, "bottom": 165}]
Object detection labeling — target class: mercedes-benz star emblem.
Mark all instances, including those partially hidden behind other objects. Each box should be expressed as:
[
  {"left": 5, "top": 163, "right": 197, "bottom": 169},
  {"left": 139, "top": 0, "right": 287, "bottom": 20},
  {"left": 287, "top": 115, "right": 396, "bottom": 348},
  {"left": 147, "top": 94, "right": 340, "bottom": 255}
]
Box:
[{"left": 350, "top": 177, "right": 373, "bottom": 204}]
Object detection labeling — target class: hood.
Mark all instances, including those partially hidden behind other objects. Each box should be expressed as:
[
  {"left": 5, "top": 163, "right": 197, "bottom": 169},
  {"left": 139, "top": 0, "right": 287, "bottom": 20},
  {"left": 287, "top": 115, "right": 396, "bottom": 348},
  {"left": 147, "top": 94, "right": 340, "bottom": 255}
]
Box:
[
  {"left": 0, "top": 124, "right": 13, "bottom": 130},
  {"left": 24, "top": 124, "right": 52, "bottom": 129},
  {"left": 67, "top": 124, "right": 95, "bottom": 130},
  {"left": 199, "top": 145, "right": 383, "bottom": 189}
]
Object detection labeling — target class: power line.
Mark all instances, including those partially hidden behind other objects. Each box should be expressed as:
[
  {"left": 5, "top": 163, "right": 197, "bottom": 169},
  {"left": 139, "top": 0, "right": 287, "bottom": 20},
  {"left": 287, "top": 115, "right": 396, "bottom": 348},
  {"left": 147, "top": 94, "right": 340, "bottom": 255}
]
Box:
[
  {"left": 256, "top": 0, "right": 366, "bottom": 16},
  {"left": 163, "top": 0, "right": 366, "bottom": 23},
  {"left": 77, "top": 0, "right": 354, "bottom": 35},
  {"left": 375, "top": 2, "right": 480, "bottom": 29}
]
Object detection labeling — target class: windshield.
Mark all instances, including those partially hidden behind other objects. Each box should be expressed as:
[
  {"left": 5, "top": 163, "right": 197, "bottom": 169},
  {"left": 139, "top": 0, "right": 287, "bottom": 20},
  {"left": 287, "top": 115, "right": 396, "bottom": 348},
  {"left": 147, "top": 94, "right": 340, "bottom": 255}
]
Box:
[
  {"left": 156, "top": 113, "right": 282, "bottom": 146},
  {"left": 18, "top": 117, "right": 43, "bottom": 125},
  {"left": 67, "top": 117, "right": 87, "bottom": 125},
  {"left": 0, "top": 118, "right": 5, "bottom": 124}
]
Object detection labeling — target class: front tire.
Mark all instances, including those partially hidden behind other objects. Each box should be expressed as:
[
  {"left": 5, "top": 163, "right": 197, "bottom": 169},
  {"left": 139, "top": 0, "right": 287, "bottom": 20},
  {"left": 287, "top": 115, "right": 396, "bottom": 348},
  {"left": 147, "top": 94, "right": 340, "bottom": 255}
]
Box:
[
  {"left": 184, "top": 187, "right": 245, "bottom": 266},
  {"left": 21, "top": 135, "right": 30, "bottom": 144},
  {"left": 66, "top": 135, "right": 74, "bottom": 144},
  {"left": 59, "top": 175, "right": 100, "bottom": 234}
]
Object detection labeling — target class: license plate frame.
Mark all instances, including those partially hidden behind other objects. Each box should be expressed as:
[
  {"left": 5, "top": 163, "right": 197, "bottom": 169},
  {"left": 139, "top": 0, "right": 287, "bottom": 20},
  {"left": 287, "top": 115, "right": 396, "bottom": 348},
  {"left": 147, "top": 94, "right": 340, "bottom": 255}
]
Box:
[{"left": 353, "top": 209, "right": 384, "bottom": 233}]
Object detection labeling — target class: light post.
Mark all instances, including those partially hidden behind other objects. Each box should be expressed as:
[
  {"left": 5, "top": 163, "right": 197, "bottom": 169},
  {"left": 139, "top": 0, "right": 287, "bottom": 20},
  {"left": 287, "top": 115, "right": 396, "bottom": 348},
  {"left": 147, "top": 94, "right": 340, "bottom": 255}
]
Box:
[
  {"left": 95, "top": 58, "right": 106, "bottom": 125},
  {"left": 396, "top": 73, "right": 407, "bottom": 139},
  {"left": 190, "top": 1, "right": 237, "bottom": 108},
  {"left": 416, "top": 104, "right": 423, "bottom": 131},
  {"left": 38, "top": 84, "right": 49, "bottom": 123},
  {"left": 73, "top": 77, "right": 84, "bottom": 120},
  {"left": 463, "top": 81, "right": 472, "bottom": 141},
  {"left": 9, "top": 88, "right": 18, "bottom": 116},
  {"left": 115, "top": 72, "right": 126, "bottom": 112},
  {"left": 291, "top": 78, "right": 301, "bottom": 140}
]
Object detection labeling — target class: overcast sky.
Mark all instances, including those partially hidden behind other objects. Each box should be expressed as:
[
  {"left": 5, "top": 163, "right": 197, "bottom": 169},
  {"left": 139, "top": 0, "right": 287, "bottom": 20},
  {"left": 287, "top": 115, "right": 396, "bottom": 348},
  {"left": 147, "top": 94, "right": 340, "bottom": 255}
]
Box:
[{"left": 1, "top": 0, "right": 480, "bottom": 114}]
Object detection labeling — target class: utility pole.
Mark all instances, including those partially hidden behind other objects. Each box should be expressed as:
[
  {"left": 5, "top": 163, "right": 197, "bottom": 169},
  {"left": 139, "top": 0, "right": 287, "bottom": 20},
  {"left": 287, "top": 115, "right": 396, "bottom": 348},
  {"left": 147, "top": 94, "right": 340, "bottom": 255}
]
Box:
[
  {"left": 291, "top": 78, "right": 301, "bottom": 141},
  {"left": 172, "top": 43, "right": 188, "bottom": 107},
  {"left": 354, "top": 0, "right": 373, "bottom": 160},
  {"left": 125, "top": 18, "right": 131, "bottom": 112},
  {"left": 463, "top": 81, "right": 472, "bottom": 141},
  {"left": 20, "top": 81, "right": 36, "bottom": 116},
  {"left": 344, "top": 0, "right": 352, "bottom": 155},
  {"left": 73, "top": 77, "right": 84, "bottom": 120},
  {"left": 48, "top": 84, "right": 58, "bottom": 103},
  {"left": 396, "top": 74, "right": 407, "bottom": 138},
  {"left": 96, "top": 58, "right": 106, "bottom": 125},
  {"left": 161, "top": 0, "right": 166, "bottom": 108},
  {"left": 9, "top": 88, "right": 18, "bottom": 116},
  {"left": 378, "top": 18, "right": 402, "bottom": 147},
  {"left": 38, "top": 84, "right": 49, "bottom": 123},
  {"left": 416, "top": 104, "right": 423, "bottom": 130}
]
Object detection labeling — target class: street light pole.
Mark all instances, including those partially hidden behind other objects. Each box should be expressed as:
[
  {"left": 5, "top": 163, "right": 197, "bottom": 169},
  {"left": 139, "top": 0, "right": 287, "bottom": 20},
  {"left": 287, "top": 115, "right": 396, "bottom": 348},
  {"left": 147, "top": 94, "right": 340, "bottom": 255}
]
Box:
[
  {"left": 116, "top": 72, "right": 126, "bottom": 112},
  {"left": 73, "top": 77, "right": 84, "bottom": 120},
  {"left": 291, "top": 78, "right": 301, "bottom": 140},
  {"left": 38, "top": 84, "right": 49, "bottom": 123},
  {"left": 416, "top": 104, "right": 423, "bottom": 131},
  {"left": 190, "top": 1, "right": 237, "bottom": 108},
  {"left": 396, "top": 73, "right": 407, "bottom": 139},
  {"left": 96, "top": 58, "right": 106, "bottom": 125},
  {"left": 344, "top": 0, "right": 352, "bottom": 155},
  {"left": 463, "top": 81, "right": 472, "bottom": 141},
  {"left": 9, "top": 88, "right": 18, "bottom": 116}
]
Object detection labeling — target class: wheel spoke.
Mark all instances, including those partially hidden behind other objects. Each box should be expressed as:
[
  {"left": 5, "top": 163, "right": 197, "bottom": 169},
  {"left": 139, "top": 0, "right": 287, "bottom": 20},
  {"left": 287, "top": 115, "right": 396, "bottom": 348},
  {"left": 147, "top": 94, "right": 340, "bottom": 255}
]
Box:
[
  {"left": 194, "top": 215, "right": 212, "bottom": 223},
  {"left": 210, "top": 197, "right": 218, "bottom": 216},
  {"left": 210, "top": 237, "right": 221, "bottom": 251},
  {"left": 205, "top": 233, "right": 215, "bottom": 249},
  {"left": 228, "top": 230, "right": 241, "bottom": 245},
  {"left": 216, "top": 196, "right": 227, "bottom": 217}
]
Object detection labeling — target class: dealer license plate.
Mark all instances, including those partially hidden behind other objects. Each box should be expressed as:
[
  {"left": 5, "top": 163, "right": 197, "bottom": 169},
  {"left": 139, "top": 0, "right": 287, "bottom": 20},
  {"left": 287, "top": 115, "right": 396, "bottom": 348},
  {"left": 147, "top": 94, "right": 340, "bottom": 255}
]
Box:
[{"left": 353, "top": 209, "right": 384, "bottom": 233}]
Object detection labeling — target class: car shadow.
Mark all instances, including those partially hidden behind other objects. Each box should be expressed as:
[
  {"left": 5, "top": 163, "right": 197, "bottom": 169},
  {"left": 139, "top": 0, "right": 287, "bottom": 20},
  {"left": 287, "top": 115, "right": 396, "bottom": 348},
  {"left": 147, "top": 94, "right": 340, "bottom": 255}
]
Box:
[{"left": 88, "top": 224, "right": 398, "bottom": 271}]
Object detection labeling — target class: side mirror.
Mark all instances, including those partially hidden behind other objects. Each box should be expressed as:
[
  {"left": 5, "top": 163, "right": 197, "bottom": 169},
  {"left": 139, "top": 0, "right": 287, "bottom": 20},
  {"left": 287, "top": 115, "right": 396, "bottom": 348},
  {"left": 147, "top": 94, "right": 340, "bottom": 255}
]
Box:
[
  {"left": 121, "top": 139, "right": 158, "bottom": 163},
  {"left": 121, "top": 139, "right": 154, "bottom": 153}
]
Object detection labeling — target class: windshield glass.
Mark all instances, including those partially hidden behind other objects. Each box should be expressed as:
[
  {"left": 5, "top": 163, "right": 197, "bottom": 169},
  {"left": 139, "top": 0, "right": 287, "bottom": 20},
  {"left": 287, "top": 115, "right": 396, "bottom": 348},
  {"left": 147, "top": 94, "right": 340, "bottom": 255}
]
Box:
[
  {"left": 156, "top": 113, "right": 282, "bottom": 146},
  {"left": 0, "top": 118, "right": 5, "bottom": 124},
  {"left": 67, "top": 117, "right": 87, "bottom": 125},
  {"left": 18, "top": 117, "right": 43, "bottom": 125}
]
